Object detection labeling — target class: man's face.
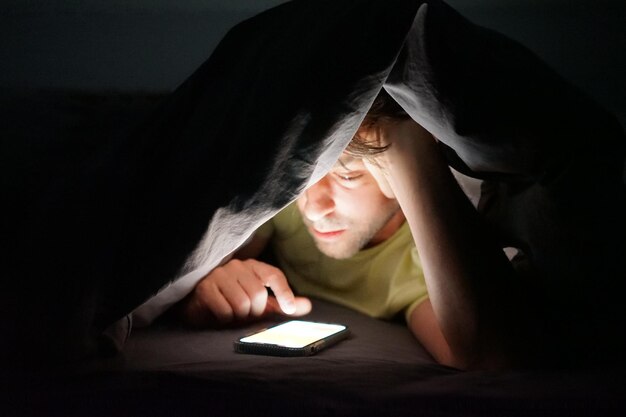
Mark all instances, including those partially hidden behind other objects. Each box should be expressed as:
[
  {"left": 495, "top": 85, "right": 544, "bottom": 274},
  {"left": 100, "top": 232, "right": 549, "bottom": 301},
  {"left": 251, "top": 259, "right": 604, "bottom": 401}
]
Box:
[{"left": 296, "top": 154, "right": 403, "bottom": 259}]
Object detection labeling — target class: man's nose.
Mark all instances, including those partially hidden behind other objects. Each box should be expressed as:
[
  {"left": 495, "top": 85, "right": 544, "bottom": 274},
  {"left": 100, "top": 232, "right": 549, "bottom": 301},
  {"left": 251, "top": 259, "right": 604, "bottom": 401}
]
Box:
[{"left": 302, "top": 178, "right": 335, "bottom": 222}]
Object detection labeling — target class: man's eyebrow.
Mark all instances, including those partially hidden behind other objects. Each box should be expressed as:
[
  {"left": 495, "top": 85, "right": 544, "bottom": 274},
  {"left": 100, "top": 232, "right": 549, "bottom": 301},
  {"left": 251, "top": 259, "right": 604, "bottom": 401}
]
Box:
[{"left": 337, "top": 155, "right": 357, "bottom": 171}]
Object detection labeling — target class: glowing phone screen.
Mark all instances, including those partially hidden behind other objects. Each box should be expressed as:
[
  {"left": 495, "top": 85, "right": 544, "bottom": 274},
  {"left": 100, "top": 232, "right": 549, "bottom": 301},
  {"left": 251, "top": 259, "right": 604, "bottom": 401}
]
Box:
[{"left": 239, "top": 320, "right": 346, "bottom": 348}]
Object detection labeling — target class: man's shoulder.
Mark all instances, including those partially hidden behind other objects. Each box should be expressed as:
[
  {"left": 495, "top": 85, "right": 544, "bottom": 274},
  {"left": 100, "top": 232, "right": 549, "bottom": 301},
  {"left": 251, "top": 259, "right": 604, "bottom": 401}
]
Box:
[{"left": 269, "top": 201, "right": 305, "bottom": 238}]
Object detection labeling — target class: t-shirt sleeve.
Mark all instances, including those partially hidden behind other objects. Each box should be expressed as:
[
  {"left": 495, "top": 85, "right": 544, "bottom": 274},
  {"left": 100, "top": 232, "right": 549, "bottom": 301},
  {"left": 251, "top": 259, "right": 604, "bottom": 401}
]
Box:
[{"left": 404, "top": 295, "right": 430, "bottom": 323}]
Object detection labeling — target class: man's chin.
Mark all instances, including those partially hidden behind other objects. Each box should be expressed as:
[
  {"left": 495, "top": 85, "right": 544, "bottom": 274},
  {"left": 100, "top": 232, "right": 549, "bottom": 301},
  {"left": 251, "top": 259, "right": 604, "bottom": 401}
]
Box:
[{"left": 315, "top": 241, "right": 359, "bottom": 260}]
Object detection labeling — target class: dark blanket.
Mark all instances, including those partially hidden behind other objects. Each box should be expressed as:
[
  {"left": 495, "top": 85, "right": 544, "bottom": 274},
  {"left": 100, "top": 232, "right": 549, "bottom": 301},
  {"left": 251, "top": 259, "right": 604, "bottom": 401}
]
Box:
[{"left": 2, "top": 0, "right": 625, "bottom": 370}]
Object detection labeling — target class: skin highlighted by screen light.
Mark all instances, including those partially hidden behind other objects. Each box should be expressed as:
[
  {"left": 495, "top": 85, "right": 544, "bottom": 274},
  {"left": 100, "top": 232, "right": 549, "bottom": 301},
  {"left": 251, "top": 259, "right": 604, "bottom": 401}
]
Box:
[{"left": 234, "top": 320, "right": 350, "bottom": 357}]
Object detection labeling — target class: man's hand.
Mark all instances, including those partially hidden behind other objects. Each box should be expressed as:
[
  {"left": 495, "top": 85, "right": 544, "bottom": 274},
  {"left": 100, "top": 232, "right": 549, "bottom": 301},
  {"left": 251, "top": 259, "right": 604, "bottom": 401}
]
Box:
[
  {"left": 362, "top": 119, "right": 436, "bottom": 200},
  {"left": 181, "top": 259, "right": 312, "bottom": 327}
]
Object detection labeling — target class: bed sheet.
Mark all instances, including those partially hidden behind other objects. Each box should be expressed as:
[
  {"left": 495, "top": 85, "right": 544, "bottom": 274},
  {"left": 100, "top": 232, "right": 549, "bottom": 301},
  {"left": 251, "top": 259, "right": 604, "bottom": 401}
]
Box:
[{"left": 12, "top": 299, "right": 624, "bottom": 417}]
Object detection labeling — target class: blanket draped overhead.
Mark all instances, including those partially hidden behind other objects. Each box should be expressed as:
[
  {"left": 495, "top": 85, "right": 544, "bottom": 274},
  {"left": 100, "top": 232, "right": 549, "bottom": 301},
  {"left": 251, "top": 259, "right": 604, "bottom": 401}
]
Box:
[{"left": 2, "top": 0, "right": 625, "bottom": 367}]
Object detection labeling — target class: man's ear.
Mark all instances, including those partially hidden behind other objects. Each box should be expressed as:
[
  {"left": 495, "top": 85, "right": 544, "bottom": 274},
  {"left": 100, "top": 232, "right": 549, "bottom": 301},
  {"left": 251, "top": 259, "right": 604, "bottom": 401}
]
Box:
[{"left": 363, "top": 159, "right": 396, "bottom": 199}]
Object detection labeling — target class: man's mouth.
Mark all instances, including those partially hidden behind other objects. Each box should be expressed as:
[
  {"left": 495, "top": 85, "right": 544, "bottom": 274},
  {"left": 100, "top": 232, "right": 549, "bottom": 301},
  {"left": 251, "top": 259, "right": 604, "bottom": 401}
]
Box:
[{"left": 312, "top": 228, "right": 346, "bottom": 240}]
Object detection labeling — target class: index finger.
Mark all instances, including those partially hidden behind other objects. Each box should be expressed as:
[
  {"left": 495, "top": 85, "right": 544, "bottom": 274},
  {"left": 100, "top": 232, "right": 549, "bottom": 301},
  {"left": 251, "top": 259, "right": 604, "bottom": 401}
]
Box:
[{"left": 248, "top": 260, "right": 296, "bottom": 315}]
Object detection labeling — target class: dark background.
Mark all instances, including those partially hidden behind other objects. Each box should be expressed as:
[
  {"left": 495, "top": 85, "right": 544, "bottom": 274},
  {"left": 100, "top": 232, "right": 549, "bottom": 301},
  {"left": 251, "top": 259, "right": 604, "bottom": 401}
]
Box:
[{"left": 1, "top": 0, "right": 625, "bottom": 126}]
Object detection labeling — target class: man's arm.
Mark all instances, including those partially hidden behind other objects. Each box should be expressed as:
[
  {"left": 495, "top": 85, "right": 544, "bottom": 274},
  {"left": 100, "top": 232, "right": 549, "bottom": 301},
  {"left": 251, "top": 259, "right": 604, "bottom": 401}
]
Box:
[
  {"left": 179, "top": 233, "right": 312, "bottom": 327},
  {"left": 367, "top": 120, "right": 529, "bottom": 370},
  {"left": 407, "top": 299, "right": 454, "bottom": 366}
]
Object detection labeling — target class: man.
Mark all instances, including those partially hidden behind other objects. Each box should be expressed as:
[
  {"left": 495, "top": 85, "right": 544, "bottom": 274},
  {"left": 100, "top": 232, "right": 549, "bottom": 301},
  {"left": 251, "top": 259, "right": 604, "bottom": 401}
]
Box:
[
  {"left": 179, "top": 89, "right": 625, "bottom": 371},
  {"left": 178, "top": 92, "right": 462, "bottom": 367}
]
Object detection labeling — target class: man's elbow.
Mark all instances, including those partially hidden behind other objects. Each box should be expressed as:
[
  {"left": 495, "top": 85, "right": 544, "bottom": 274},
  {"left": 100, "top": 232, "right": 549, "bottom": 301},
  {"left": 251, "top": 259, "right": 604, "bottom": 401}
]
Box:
[{"left": 433, "top": 345, "right": 515, "bottom": 371}]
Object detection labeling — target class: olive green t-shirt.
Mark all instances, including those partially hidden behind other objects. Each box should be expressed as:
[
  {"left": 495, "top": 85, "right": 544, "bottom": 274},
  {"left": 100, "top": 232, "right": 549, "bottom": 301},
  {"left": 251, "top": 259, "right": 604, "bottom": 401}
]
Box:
[{"left": 256, "top": 203, "right": 429, "bottom": 321}]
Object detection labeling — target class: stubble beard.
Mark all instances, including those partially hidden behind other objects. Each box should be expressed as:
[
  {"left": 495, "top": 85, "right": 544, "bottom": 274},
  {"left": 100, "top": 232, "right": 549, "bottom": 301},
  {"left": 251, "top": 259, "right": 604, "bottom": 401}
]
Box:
[{"left": 308, "top": 206, "right": 401, "bottom": 260}]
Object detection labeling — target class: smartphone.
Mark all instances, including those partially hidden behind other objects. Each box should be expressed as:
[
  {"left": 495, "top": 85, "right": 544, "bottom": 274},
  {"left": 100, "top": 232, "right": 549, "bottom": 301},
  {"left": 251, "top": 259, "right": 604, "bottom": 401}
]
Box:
[{"left": 234, "top": 320, "right": 349, "bottom": 357}]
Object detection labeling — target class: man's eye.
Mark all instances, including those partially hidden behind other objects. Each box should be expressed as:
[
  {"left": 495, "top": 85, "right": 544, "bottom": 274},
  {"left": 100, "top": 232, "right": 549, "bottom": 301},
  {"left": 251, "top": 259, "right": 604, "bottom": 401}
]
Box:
[{"left": 335, "top": 173, "right": 363, "bottom": 182}]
